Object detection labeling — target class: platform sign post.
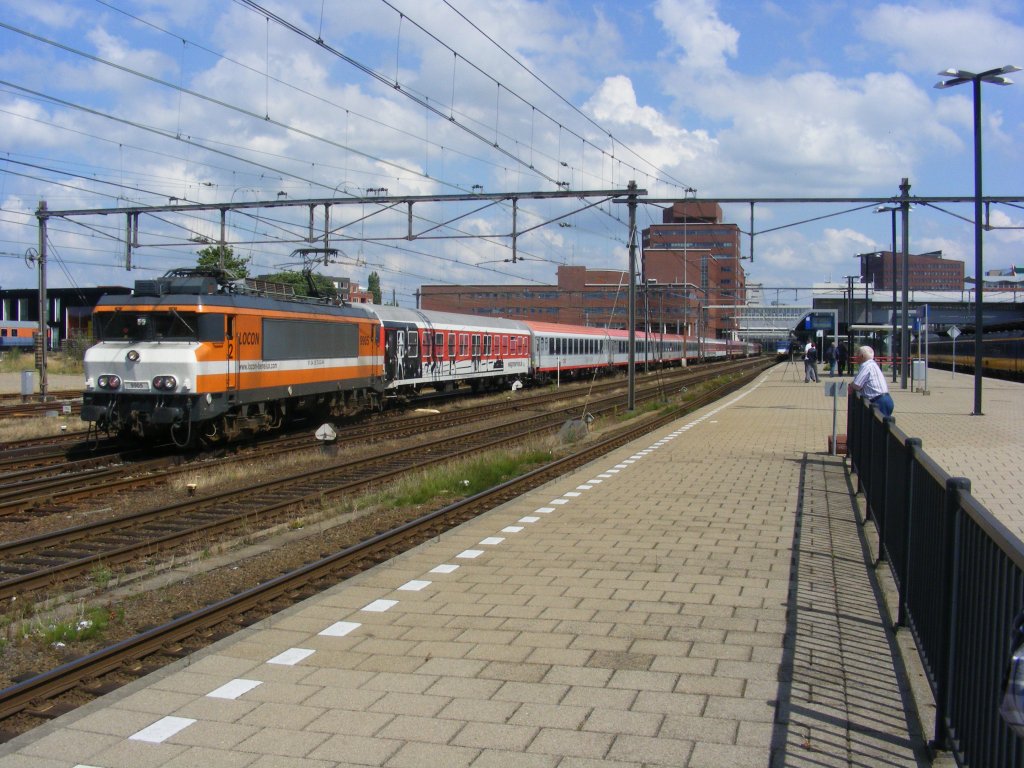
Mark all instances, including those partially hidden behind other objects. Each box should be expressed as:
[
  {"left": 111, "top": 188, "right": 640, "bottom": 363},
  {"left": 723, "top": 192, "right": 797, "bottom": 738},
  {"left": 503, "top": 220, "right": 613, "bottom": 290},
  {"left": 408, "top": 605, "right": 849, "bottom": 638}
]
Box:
[
  {"left": 947, "top": 325, "right": 961, "bottom": 377},
  {"left": 823, "top": 381, "right": 848, "bottom": 456}
]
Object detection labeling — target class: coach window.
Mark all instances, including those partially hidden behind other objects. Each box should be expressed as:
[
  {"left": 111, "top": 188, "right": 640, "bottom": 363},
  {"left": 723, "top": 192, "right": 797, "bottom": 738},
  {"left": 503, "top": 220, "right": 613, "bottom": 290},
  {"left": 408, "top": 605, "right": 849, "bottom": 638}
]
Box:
[
  {"left": 436, "top": 332, "right": 444, "bottom": 357},
  {"left": 483, "top": 334, "right": 492, "bottom": 356},
  {"left": 422, "top": 332, "right": 432, "bottom": 357},
  {"left": 408, "top": 330, "right": 418, "bottom": 358},
  {"left": 448, "top": 333, "right": 456, "bottom": 358},
  {"left": 501, "top": 335, "right": 508, "bottom": 356},
  {"left": 459, "top": 333, "right": 468, "bottom": 356},
  {"left": 472, "top": 334, "right": 481, "bottom": 357}
]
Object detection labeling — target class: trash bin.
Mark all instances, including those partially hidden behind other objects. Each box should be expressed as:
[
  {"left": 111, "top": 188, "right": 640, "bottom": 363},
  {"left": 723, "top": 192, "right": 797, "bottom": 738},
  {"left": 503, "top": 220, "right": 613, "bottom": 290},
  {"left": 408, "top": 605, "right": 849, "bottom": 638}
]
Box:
[
  {"left": 912, "top": 359, "right": 926, "bottom": 382},
  {"left": 20, "top": 370, "right": 35, "bottom": 398}
]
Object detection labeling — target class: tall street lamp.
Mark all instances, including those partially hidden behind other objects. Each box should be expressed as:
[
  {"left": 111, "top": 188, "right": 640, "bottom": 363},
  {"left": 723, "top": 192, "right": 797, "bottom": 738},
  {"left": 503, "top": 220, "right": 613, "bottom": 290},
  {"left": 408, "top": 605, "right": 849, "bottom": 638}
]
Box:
[
  {"left": 935, "top": 64, "right": 1020, "bottom": 415},
  {"left": 875, "top": 206, "right": 899, "bottom": 382}
]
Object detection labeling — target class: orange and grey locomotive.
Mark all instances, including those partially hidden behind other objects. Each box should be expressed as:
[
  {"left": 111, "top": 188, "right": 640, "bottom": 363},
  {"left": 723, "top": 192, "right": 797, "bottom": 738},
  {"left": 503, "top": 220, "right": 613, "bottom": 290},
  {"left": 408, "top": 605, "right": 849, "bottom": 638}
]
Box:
[{"left": 81, "top": 270, "right": 382, "bottom": 445}]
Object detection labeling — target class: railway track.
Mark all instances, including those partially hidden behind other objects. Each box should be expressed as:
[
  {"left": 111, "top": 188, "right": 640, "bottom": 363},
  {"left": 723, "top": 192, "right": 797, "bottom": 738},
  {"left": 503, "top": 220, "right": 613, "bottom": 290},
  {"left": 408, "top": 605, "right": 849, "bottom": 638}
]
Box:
[
  {"left": 0, "top": 360, "right": 752, "bottom": 516},
  {"left": 0, "top": 360, "right": 763, "bottom": 600},
  {"left": 0, "top": 358, "right": 769, "bottom": 736},
  {"left": 0, "top": 391, "right": 81, "bottom": 418}
]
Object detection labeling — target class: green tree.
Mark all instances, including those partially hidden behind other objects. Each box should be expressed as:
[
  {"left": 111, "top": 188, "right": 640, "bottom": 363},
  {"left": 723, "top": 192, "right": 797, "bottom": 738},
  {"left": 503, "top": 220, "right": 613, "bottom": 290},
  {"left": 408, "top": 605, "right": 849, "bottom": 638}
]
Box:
[
  {"left": 261, "top": 271, "right": 339, "bottom": 299},
  {"left": 196, "top": 245, "right": 249, "bottom": 278},
  {"left": 367, "top": 271, "right": 382, "bottom": 304}
]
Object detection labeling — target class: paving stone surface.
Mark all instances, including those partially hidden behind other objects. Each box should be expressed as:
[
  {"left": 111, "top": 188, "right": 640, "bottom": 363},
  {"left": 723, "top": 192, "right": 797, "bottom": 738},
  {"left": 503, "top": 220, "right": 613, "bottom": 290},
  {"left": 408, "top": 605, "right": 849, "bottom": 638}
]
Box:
[{"left": 3, "top": 363, "right": 1010, "bottom": 767}]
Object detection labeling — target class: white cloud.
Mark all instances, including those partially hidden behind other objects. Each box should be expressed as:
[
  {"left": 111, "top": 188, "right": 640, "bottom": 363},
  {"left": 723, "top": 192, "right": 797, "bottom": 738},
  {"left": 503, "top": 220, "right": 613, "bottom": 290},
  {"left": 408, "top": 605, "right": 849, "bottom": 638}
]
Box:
[
  {"left": 859, "top": 4, "right": 1024, "bottom": 76},
  {"left": 653, "top": 0, "right": 739, "bottom": 71}
]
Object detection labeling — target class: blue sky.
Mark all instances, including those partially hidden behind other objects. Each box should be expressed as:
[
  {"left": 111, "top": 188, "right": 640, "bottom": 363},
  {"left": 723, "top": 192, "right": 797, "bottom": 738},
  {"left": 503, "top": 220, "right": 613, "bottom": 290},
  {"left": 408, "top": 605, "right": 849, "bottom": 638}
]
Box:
[{"left": 1, "top": 0, "right": 1021, "bottom": 305}]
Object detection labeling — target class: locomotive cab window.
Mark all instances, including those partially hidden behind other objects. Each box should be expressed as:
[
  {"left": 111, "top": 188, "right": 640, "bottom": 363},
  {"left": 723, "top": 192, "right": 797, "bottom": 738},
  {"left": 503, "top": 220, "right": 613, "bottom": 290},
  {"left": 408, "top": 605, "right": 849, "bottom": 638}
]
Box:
[
  {"left": 95, "top": 310, "right": 201, "bottom": 342},
  {"left": 197, "top": 313, "right": 226, "bottom": 342}
]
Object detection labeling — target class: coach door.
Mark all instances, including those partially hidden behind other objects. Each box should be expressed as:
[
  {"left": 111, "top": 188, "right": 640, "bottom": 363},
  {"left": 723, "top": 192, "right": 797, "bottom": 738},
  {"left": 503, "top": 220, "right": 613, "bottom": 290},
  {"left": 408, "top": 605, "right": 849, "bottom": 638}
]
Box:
[
  {"left": 225, "top": 316, "right": 239, "bottom": 392},
  {"left": 384, "top": 327, "right": 400, "bottom": 383}
]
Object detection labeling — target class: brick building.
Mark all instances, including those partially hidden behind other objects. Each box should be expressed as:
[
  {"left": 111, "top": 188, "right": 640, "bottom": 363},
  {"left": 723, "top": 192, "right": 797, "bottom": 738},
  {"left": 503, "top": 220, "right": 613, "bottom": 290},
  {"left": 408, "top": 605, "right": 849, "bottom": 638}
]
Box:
[
  {"left": 420, "top": 201, "right": 747, "bottom": 339},
  {"left": 863, "top": 250, "right": 964, "bottom": 291},
  {"left": 641, "top": 201, "right": 745, "bottom": 337}
]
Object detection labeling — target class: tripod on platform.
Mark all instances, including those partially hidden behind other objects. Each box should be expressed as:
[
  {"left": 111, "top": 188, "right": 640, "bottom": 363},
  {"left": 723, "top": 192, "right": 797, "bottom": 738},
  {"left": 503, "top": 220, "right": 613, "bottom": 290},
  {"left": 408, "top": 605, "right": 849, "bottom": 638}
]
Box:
[{"left": 783, "top": 349, "right": 801, "bottom": 381}]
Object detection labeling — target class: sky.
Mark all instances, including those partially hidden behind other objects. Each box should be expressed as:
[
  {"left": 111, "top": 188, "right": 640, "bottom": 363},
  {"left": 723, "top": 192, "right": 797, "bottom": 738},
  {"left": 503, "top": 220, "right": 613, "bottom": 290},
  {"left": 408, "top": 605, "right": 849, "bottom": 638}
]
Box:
[{"left": 1, "top": 0, "right": 1022, "bottom": 307}]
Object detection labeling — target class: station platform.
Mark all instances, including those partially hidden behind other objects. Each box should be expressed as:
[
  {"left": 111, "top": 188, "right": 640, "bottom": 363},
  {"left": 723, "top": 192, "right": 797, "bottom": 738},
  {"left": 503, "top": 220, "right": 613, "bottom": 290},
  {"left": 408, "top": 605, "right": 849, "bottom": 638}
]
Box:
[{"left": 2, "top": 362, "right": 1019, "bottom": 768}]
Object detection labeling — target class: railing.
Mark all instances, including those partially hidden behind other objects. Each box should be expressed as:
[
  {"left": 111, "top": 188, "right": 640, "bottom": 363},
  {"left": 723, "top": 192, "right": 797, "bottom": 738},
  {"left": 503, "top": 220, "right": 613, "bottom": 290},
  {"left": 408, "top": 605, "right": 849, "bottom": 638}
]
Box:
[{"left": 848, "top": 394, "right": 1024, "bottom": 766}]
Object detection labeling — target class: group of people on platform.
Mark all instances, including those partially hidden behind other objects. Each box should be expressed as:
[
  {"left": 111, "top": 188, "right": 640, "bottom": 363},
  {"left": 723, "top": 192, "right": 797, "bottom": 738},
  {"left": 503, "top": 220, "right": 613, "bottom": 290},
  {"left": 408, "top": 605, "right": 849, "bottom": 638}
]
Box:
[{"left": 802, "top": 339, "right": 893, "bottom": 417}]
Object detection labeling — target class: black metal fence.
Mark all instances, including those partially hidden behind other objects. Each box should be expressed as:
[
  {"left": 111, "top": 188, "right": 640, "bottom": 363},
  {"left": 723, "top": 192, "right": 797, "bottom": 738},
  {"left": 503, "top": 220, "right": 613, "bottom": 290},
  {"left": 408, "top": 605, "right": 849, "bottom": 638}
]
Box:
[{"left": 848, "top": 393, "right": 1024, "bottom": 766}]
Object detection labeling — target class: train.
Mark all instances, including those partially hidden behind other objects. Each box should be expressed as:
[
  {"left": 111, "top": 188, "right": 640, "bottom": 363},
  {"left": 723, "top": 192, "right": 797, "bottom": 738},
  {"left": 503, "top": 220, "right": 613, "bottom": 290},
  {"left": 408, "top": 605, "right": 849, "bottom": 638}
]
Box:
[
  {"left": 0, "top": 320, "right": 39, "bottom": 350},
  {"left": 927, "top": 326, "right": 1024, "bottom": 380},
  {"left": 80, "top": 269, "right": 760, "bottom": 445}
]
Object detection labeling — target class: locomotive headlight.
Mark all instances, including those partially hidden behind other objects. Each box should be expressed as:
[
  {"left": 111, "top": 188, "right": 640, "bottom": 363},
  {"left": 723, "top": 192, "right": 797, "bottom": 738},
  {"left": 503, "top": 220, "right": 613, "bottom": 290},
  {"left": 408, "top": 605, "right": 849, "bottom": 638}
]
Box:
[
  {"left": 152, "top": 375, "right": 177, "bottom": 391},
  {"left": 98, "top": 375, "right": 122, "bottom": 390},
  {"left": 126, "top": 350, "right": 140, "bottom": 363}
]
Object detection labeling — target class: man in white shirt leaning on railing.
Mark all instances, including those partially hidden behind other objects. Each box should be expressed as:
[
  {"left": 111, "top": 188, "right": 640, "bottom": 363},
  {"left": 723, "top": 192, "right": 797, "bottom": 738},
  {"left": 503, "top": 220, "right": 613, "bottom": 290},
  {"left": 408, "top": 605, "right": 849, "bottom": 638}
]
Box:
[{"left": 849, "top": 345, "right": 894, "bottom": 417}]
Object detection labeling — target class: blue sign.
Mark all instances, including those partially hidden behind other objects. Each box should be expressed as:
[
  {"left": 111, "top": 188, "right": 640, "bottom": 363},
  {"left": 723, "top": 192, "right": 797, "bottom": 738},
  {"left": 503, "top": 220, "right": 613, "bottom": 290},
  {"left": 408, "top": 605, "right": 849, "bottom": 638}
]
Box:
[{"left": 803, "top": 313, "right": 833, "bottom": 331}]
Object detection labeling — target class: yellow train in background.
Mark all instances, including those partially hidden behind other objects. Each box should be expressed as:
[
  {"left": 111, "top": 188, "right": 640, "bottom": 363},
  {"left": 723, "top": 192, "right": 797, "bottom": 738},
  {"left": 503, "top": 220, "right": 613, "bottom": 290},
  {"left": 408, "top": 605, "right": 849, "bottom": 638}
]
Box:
[{"left": 928, "top": 328, "right": 1024, "bottom": 380}]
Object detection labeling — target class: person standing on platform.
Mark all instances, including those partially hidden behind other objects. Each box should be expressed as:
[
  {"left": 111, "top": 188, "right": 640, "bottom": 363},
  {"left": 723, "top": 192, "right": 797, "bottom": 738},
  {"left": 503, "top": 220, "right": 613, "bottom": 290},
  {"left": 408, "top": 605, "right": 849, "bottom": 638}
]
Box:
[
  {"left": 837, "top": 341, "right": 849, "bottom": 376},
  {"left": 849, "top": 346, "right": 894, "bottom": 417},
  {"left": 825, "top": 342, "right": 837, "bottom": 376},
  {"left": 804, "top": 343, "right": 819, "bottom": 383}
]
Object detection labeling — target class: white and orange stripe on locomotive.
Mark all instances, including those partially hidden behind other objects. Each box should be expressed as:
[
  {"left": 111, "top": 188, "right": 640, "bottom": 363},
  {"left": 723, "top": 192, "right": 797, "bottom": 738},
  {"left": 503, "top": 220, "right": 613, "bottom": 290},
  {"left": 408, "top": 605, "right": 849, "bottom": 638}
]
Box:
[{"left": 85, "top": 300, "right": 382, "bottom": 397}]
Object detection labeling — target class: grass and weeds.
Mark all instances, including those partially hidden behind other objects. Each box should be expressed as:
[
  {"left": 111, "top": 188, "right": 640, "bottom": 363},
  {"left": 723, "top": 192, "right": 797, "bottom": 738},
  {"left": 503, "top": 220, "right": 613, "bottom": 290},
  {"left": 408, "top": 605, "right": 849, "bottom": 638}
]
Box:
[
  {"left": 9, "top": 604, "right": 125, "bottom": 650},
  {"left": 0, "top": 414, "right": 78, "bottom": 443},
  {"left": 366, "top": 444, "right": 554, "bottom": 510},
  {"left": 0, "top": 351, "right": 83, "bottom": 376}
]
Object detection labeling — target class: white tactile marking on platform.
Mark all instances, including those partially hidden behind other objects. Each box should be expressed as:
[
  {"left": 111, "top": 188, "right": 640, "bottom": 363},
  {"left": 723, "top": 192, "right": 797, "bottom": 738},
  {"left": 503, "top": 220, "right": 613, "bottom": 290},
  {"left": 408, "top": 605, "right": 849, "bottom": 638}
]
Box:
[
  {"left": 576, "top": 484, "right": 593, "bottom": 490},
  {"left": 598, "top": 473, "right": 614, "bottom": 478},
  {"left": 430, "top": 564, "right": 459, "bottom": 574},
  {"left": 267, "top": 648, "right": 315, "bottom": 666},
  {"left": 563, "top": 491, "right": 581, "bottom": 497},
  {"left": 207, "top": 678, "right": 262, "bottom": 700},
  {"left": 130, "top": 716, "right": 195, "bottom": 743},
  {"left": 320, "top": 621, "right": 361, "bottom": 637},
  {"left": 535, "top": 507, "right": 555, "bottom": 514},
  {"left": 362, "top": 599, "right": 398, "bottom": 612},
  {"left": 479, "top": 537, "right": 505, "bottom": 546},
  {"left": 586, "top": 479, "right": 603, "bottom": 484},
  {"left": 457, "top": 549, "right": 484, "bottom": 559},
  {"left": 398, "top": 580, "right": 432, "bottom": 591},
  {"left": 502, "top": 525, "right": 524, "bottom": 533},
  {"left": 518, "top": 516, "right": 540, "bottom": 523},
  {"left": 550, "top": 498, "right": 570, "bottom": 505}
]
